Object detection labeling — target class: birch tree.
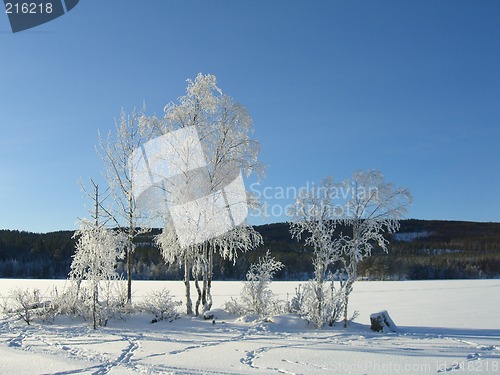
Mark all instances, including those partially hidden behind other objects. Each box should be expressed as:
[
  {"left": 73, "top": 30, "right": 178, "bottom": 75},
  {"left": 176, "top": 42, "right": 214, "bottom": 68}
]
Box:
[
  {"left": 288, "top": 177, "right": 344, "bottom": 327},
  {"left": 147, "top": 73, "right": 264, "bottom": 314},
  {"left": 335, "top": 169, "right": 412, "bottom": 326},
  {"left": 97, "top": 107, "right": 149, "bottom": 303},
  {"left": 70, "top": 181, "right": 125, "bottom": 329},
  {"left": 289, "top": 171, "right": 412, "bottom": 327}
]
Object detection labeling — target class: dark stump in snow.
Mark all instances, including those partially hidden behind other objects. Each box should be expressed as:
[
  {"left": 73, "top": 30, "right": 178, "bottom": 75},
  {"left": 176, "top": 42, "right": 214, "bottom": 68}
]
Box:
[
  {"left": 203, "top": 313, "right": 214, "bottom": 320},
  {"left": 370, "top": 310, "right": 398, "bottom": 333}
]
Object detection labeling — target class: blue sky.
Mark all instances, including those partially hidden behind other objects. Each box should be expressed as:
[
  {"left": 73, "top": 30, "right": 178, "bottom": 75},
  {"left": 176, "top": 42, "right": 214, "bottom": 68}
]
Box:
[{"left": 1, "top": 0, "right": 499, "bottom": 232}]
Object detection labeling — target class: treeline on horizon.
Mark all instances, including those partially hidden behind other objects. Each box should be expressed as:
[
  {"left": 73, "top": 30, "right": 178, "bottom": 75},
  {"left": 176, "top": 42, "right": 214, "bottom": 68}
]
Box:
[{"left": 0, "top": 219, "right": 499, "bottom": 281}]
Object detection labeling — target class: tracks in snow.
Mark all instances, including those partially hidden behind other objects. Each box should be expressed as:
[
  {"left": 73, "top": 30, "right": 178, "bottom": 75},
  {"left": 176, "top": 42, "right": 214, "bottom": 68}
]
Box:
[
  {"left": 2, "top": 315, "right": 500, "bottom": 374},
  {"left": 92, "top": 336, "right": 140, "bottom": 375},
  {"left": 1, "top": 319, "right": 142, "bottom": 375}
]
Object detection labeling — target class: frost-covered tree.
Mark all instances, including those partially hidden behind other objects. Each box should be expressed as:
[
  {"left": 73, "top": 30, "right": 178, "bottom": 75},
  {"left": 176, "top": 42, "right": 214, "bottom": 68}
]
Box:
[
  {"left": 289, "top": 172, "right": 412, "bottom": 327},
  {"left": 148, "top": 73, "right": 264, "bottom": 314},
  {"left": 335, "top": 169, "right": 412, "bottom": 326},
  {"left": 97, "top": 107, "right": 150, "bottom": 303},
  {"left": 70, "top": 181, "right": 125, "bottom": 328},
  {"left": 70, "top": 219, "right": 125, "bottom": 329},
  {"left": 288, "top": 177, "right": 344, "bottom": 327}
]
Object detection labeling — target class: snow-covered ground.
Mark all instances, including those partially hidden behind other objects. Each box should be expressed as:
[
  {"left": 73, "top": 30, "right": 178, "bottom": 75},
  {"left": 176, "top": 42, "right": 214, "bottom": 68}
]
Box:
[{"left": 0, "top": 279, "right": 499, "bottom": 374}]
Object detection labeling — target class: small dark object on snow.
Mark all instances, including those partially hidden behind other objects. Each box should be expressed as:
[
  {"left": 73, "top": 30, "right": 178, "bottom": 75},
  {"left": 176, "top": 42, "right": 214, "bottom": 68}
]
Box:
[{"left": 370, "top": 310, "right": 398, "bottom": 333}]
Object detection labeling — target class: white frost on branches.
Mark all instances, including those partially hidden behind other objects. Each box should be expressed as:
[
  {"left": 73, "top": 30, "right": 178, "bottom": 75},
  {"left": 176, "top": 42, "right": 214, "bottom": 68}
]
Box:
[
  {"left": 70, "top": 219, "right": 125, "bottom": 284},
  {"left": 226, "top": 251, "right": 284, "bottom": 317},
  {"left": 97, "top": 107, "right": 150, "bottom": 303},
  {"left": 148, "top": 73, "right": 264, "bottom": 315},
  {"left": 289, "top": 177, "right": 343, "bottom": 284},
  {"left": 288, "top": 170, "right": 412, "bottom": 327},
  {"left": 288, "top": 177, "right": 344, "bottom": 327},
  {"left": 69, "top": 219, "right": 126, "bottom": 328},
  {"left": 335, "top": 169, "right": 413, "bottom": 326}
]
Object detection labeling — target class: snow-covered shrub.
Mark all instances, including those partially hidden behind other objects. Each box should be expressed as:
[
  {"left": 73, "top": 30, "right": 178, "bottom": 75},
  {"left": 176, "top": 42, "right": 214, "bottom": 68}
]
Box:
[
  {"left": 47, "top": 279, "right": 132, "bottom": 325},
  {"left": 139, "top": 289, "right": 181, "bottom": 322},
  {"left": 64, "top": 285, "right": 105, "bottom": 324},
  {"left": 322, "top": 281, "right": 345, "bottom": 326},
  {"left": 287, "top": 284, "right": 305, "bottom": 315},
  {"left": 288, "top": 178, "right": 346, "bottom": 327},
  {"left": 83, "top": 279, "right": 133, "bottom": 322},
  {"left": 103, "top": 279, "right": 132, "bottom": 318},
  {"left": 0, "top": 292, "right": 8, "bottom": 316},
  {"left": 51, "top": 282, "right": 89, "bottom": 319},
  {"left": 35, "top": 287, "right": 60, "bottom": 323},
  {"left": 8, "top": 288, "right": 43, "bottom": 325},
  {"left": 223, "top": 299, "right": 242, "bottom": 317},
  {"left": 225, "top": 251, "right": 284, "bottom": 317},
  {"left": 287, "top": 280, "right": 344, "bottom": 328}
]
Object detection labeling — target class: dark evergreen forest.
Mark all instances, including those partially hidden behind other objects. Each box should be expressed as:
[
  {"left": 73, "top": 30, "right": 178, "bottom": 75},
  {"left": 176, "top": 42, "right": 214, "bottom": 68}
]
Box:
[{"left": 1, "top": 220, "right": 499, "bottom": 280}]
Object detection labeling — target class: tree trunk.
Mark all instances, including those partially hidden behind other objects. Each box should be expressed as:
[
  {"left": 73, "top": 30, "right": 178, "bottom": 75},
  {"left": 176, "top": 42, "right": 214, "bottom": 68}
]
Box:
[
  {"left": 314, "top": 258, "right": 324, "bottom": 326},
  {"left": 343, "top": 278, "right": 354, "bottom": 328},
  {"left": 93, "top": 281, "right": 98, "bottom": 329},
  {"left": 126, "top": 245, "right": 132, "bottom": 303},
  {"left": 201, "top": 270, "right": 207, "bottom": 312},
  {"left": 343, "top": 227, "right": 359, "bottom": 328},
  {"left": 184, "top": 256, "right": 193, "bottom": 315},
  {"left": 315, "top": 279, "right": 322, "bottom": 326},
  {"left": 127, "top": 208, "right": 134, "bottom": 304},
  {"left": 194, "top": 273, "right": 201, "bottom": 317},
  {"left": 206, "top": 249, "right": 213, "bottom": 311},
  {"left": 343, "top": 292, "right": 349, "bottom": 328},
  {"left": 201, "top": 243, "right": 208, "bottom": 312}
]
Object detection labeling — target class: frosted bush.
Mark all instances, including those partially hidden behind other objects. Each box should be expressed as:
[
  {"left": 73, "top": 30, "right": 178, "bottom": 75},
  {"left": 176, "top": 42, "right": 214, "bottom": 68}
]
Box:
[
  {"left": 50, "top": 280, "right": 131, "bottom": 325},
  {"left": 139, "top": 289, "right": 181, "bottom": 322},
  {"left": 288, "top": 280, "right": 344, "bottom": 328},
  {"left": 225, "top": 251, "right": 284, "bottom": 317},
  {"left": 8, "top": 288, "right": 47, "bottom": 325}
]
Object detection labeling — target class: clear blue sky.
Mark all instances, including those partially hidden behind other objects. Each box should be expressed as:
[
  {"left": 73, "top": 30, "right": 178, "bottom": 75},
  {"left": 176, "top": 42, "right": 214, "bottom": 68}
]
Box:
[{"left": 1, "top": 0, "right": 499, "bottom": 232}]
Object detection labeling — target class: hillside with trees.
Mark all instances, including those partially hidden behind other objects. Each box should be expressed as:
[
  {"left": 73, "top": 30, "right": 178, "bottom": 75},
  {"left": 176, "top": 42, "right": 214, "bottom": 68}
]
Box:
[{"left": 1, "top": 220, "right": 499, "bottom": 281}]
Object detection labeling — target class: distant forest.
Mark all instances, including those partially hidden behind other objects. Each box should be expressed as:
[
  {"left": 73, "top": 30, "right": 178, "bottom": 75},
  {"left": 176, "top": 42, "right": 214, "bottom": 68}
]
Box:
[{"left": 1, "top": 220, "right": 499, "bottom": 280}]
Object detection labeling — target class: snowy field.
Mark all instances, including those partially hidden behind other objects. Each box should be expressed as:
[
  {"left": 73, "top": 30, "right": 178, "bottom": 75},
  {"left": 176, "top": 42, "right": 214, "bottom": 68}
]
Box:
[{"left": 0, "top": 279, "right": 499, "bottom": 374}]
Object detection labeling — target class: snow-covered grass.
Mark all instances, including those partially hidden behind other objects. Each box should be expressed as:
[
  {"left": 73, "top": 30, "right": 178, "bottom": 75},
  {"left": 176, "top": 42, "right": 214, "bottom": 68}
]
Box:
[{"left": 0, "top": 279, "right": 499, "bottom": 374}]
